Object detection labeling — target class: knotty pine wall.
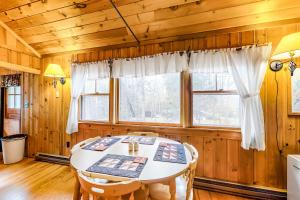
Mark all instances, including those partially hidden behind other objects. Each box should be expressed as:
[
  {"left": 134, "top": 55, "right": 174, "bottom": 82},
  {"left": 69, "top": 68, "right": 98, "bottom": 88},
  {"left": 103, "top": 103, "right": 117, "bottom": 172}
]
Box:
[{"left": 26, "top": 23, "right": 300, "bottom": 190}]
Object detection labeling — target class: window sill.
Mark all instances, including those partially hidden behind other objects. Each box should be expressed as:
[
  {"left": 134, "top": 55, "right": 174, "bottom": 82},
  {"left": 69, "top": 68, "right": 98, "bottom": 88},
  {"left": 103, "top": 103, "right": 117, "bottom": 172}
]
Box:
[
  {"left": 78, "top": 120, "right": 112, "bottom": 125},
  {"left": 78, "top": 121, "right": 241, "bottom": 133}
]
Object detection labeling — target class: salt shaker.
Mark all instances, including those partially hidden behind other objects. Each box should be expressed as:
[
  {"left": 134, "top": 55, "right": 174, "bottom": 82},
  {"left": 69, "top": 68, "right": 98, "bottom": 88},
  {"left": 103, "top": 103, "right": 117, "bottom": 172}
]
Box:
[
  {"left": 134, "top": 141, "right": 139, "bottom": 151},
  {"left": 128, "top": 142, "right": 134, "bottom": 151}
]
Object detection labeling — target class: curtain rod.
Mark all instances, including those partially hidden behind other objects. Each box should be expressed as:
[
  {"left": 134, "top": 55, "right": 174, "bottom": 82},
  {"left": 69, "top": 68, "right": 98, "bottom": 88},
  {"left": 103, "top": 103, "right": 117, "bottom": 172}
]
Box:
[{"left": 71, "top": 43, "right": 271, "bottom": 64}]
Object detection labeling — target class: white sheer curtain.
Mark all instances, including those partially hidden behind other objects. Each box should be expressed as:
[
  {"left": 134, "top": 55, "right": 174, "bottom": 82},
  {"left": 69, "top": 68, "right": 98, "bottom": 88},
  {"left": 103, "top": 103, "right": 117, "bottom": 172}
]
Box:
[
  {"left": 189, "top": 50, "right": 228, "bottom": 73},
  {"left": 189, "top": 44, "right": 272, "bottom": 150},
  {"left": 228, "top": 45, "right": 272, "bottom": 150},
  {"left": 66, "top": 61, "right": 110, "bottom": 134},
  {"left": 112, "top": 52, "right": 188, "bottom": 78}
]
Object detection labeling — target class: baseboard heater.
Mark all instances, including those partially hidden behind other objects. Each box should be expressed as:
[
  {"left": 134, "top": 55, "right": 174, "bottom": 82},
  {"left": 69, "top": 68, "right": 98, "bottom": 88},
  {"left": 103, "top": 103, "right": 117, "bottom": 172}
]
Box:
[
  {"left": 193, "top": 177, "right": 287, "bottom": 200},
  {"left": 35, "top": 152, "right": 70, "bottom": 166}
]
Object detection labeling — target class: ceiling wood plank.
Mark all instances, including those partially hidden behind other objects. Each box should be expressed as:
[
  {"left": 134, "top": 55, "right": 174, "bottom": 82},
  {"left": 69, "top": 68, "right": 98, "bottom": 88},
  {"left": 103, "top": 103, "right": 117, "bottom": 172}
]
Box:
[
  {"left": 12, "top": 0, "right": 200, "bottom": 37},
  {"left": 35, "top": 6, "right": 300, "bottom": 54},
  {"left": 0, "top": 20, "right": 40, "bottom": 57},
  {"left": 2, "top": 0, "right": 140, "bottom": 28},
  {"left": 0, "top": 0, "right": 88, "bottom": 21},
  {"left": 22, "top": 0, "right": 300, "bottom": 44}
]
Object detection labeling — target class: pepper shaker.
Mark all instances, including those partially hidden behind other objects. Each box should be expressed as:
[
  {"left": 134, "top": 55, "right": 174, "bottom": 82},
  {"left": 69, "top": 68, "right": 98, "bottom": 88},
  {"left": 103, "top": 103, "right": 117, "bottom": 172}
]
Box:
[{"left": 134, "top": 141, "right": 139, "bottom": 151}]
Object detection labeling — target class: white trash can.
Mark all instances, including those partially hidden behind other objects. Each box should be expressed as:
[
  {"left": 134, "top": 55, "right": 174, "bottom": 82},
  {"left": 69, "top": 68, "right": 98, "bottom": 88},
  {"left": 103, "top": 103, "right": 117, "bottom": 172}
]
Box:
[{"left": 1, "top": 134, "right": 27, "bottom": 164}]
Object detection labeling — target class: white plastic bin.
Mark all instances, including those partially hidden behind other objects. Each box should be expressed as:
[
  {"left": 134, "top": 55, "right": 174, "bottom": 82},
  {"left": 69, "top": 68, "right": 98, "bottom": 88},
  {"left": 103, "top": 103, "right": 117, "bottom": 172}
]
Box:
[{"left": 1, "top": 134, "right": 27, "bottom": 164}]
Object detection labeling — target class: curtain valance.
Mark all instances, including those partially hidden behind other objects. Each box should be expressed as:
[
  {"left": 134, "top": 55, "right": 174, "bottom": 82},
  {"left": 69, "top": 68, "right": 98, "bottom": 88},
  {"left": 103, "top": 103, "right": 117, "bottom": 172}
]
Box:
[{"left": 112, "top": 52, "right": 188, "bottom": 78}]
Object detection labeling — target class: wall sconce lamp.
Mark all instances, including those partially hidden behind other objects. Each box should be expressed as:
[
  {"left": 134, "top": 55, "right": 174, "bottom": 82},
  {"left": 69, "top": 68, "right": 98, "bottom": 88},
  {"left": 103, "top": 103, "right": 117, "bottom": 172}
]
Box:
[
  {"left": 44, "top": 63, "right": 66, "bottom": 97},
  {"left": 270, "top": 32, "right": 300, "bottom": 76}
]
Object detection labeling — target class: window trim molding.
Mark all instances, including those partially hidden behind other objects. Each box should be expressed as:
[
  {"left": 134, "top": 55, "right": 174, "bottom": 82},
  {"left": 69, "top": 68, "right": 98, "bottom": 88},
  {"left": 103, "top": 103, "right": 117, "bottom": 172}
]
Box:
[
  {"left": 191, "top": 73, "right": 240, "bottom": 128},
  {"left": 78, "top": 78, "right": 112, "bottom": 123}
]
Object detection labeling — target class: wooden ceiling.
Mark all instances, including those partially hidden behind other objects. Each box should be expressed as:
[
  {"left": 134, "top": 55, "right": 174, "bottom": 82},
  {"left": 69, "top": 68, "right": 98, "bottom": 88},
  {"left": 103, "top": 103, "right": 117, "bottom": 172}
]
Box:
[{"left": 1, "top": 0, "right": 300, "bottom": 55}]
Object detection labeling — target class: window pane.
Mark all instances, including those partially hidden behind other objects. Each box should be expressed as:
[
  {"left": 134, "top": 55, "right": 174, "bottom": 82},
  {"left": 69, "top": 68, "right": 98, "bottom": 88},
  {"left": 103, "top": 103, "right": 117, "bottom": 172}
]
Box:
[
  {"left": 96, "top": 78, "right": 110, "bottom": 93},
  {"left": 292, "top": 68, "right": 300, "bottom": 112},
  {"left": 192, "top": 73, "right": 216, "bottom": 91},
  {"left": 7, "top": 87, "right": 15, "bottom": 94},
  {"left": 192, "top": 73, "right": 237, "bottom": 91},
  {"left": 15, "top": 86, "right": 21, "bottom": 94},
  {"left": 14, "top": 95, "right": 21, "bottom": 109},
  {"left": 217, "top": 73, "right": 236, "bottom": 90},
  {"left": 8, "top": 95, "right": 14, "bottom": 108},
  {"left": 81, "top": 95, "right": 109, "bottom": 121},
  {"left": 84, "top": 80, "right": 96, "bottom": 94},
  {"left": 119, "top": 73, "right": 180, "bottom": 123},
  {"left": 193, "top": 94, "right": 240, "bottom": 127}
]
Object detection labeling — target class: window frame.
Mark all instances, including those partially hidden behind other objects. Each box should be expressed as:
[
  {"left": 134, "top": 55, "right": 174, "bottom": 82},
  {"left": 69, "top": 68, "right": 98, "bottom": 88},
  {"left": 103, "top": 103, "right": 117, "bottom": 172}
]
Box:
[
  {"left": 7, "top": 86, "right": 21, "bottom": 109},
  {"left": 115, "top": 73, "right": 184, "bottom": 127},
  {"left": 78, "top": 78, "right": 113, "bottom": 123},
  {"left": 190, "top": 73, "right": 240, "bottom": 128}
]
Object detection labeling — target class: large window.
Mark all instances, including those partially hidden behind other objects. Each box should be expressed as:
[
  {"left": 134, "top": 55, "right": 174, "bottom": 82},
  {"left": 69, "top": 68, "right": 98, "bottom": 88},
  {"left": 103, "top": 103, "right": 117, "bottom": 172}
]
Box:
[
  {"left": 119, "top": 73, "right": 180, "bottom": 124},
  {"left": 192, "top": 73, "right": 240, "bottom": 127},
  {"left": 7, "top": 86, "right": 21, "bottom": 109},
  {"left": 80, "top": 78, "right": 110, "bottom": 121}
]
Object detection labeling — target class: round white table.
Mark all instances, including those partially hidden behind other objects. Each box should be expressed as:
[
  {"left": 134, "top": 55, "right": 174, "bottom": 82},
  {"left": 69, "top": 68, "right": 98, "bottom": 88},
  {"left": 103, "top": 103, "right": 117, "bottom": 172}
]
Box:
[{"left": 70, "top": 135, "right": 192, "bottom": 200}]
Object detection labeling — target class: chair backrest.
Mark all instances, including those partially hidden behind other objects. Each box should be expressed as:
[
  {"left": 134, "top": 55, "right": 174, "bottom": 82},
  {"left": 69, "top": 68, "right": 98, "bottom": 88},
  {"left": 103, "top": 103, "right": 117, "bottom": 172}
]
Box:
[
  {"left": 78, "top": 170, "right": 141, "bottom": 200},
  {"left": 128, "top": 132, "right": 159, "bottom": 137},
  {"left": 183, "top": 143, "right": 199, "bottom": 200},
  {"left": 70, "top": 136, "right": 101, "bottom": 155}
]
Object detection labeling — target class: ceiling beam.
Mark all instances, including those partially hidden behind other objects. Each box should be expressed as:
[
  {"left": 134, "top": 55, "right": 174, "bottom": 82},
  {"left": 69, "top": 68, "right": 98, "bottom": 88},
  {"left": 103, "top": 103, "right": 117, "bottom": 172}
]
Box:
[
  {"left": 109, "top": 0, "right": 140, "bottom": 45},
  {"left": 0, "top": 20, "right": 41, "bottom": 58},
  {"left": 0, "top": 60, "right": 40, "bottom": 74}
]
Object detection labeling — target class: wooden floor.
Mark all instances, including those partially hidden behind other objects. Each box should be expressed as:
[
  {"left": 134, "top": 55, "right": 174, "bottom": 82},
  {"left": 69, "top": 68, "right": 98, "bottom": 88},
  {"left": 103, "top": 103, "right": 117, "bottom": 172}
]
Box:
[{"left": 0, "top": 158, "right": 251, "bottom": 200}]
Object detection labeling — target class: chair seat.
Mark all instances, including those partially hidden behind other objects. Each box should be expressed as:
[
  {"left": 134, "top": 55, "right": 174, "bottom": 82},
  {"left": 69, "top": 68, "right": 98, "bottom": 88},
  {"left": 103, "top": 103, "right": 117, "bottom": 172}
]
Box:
[{"left": 149, "top": 176, "right": 193, "bottom": 200}]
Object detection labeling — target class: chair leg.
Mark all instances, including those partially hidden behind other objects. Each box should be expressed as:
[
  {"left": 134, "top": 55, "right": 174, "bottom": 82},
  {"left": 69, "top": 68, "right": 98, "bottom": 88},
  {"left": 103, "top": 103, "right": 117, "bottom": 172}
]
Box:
[
  {"left": 82, "top": 192, "right": 89, "bottom": 200},
  {"left": 72, "top": 170, "right": 81, "bottom": 200},
  {"left": 169, "top": 179, "right": 176, "bottom": 200}
]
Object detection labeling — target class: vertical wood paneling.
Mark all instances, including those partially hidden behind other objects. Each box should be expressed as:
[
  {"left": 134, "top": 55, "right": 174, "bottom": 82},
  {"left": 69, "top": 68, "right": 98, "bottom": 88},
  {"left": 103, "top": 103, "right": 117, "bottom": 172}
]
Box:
[{"left": 25, "top": 24, "right": 300, "bottom": 190}]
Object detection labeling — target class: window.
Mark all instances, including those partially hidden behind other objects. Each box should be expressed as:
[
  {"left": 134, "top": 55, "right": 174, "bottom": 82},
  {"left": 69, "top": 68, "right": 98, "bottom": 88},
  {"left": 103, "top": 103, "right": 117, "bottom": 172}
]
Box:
[
  {"left": 291, "top": 68, "right": 300, "bottom": 113},
  {"left": 119, "top": 73, "right": 180, "bottom": 124},
  {"left": 192, "top": 73, "right": 240, "bottom": 127},
  {"left": 80, "top": 78, "right": 110, "bottom": 121},
  {"left": 7, "top": 86, "right": 21, "bottom": 109}
]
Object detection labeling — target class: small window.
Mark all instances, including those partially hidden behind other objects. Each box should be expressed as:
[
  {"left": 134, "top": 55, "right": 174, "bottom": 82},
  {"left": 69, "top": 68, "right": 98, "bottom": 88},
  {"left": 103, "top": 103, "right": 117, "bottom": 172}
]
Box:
[
  {"left": 80, "top": 78, "right": 110, "bottom": 122},
  {"left": 119, "top": 73, "right": 180, "bottom": 124},
  {"left": 192, "top": 73, "right": 240, "bottom": 127},
  {"left": 7, "top": 86, "right": 21, "bottom": 109}
]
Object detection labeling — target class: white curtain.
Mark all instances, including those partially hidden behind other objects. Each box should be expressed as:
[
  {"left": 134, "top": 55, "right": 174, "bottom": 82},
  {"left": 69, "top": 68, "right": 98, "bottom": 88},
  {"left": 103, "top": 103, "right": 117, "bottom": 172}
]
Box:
[
  {"left": 189, "top": 44, "right": 272, "bottom": 150},
  {"left": 227, "top": 45, "right": 272, "bottom": 151},
  {"left": 66, "top": 61, "right": 110, "bottom": 134},
  {"left": 112, "top": 52, "right": 188, "bottom": 78},
  {"left": 189, "top": 50, "right": 228, "bottom": 73}
]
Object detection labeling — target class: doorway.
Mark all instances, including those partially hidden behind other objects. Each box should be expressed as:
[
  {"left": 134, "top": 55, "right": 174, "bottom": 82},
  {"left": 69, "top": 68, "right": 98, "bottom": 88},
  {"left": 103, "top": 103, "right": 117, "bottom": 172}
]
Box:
[
  {"left": 4, "top": 86, "right": 21, "bottom": 136},
  {"left": 0, "top": 74, "right": 21, "bottom": 139}
]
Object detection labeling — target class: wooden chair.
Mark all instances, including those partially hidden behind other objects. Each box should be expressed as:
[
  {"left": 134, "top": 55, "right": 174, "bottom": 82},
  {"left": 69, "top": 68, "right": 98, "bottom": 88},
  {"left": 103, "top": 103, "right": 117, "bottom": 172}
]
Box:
[
  {"left": 70, "top": 136, "right": 101, "bottom": 200},
  {"left": 127, "top": 132, "right": 159, "bottom": 137},
  {"left": 148, "top": 143, "right": 199, "bottom": 200},
  {"left": 77, "top": 170, "right": 143, "bottom": 200}
]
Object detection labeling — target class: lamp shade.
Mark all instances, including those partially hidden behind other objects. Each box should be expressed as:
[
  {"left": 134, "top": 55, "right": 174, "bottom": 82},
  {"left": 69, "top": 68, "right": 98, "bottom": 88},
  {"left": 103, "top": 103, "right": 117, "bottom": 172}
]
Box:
[
  {"left": 44, "top": 64, "right": 65, "bottom": 78},
  {"left": 271, "top": 32, "right": 300, "bottom": 60}
]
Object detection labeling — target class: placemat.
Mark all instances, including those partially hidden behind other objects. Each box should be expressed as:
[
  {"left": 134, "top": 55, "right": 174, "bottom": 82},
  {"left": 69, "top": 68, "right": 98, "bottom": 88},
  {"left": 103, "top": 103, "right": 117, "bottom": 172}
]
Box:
[
  {"left": 83, "top": 137, "right": 121, "bottom": 151},
  {"left": 121, "top": 136, "right": 156, "bottom": 145},
  {"left": 153, "top": 142, "right": 187, "bottom": 164},
  {"left": 86, "top": 154, "right": 148, "bottom": 178}
]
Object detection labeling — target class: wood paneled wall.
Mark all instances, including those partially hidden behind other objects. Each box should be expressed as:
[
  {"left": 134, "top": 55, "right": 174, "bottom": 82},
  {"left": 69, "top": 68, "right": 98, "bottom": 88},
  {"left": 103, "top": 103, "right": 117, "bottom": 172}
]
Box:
[
  {"left": 0, "top": 25, "right": 40, "bottom": 71},
  {"left": 27, "top": 23, "right": 300, "bottom": 190}
]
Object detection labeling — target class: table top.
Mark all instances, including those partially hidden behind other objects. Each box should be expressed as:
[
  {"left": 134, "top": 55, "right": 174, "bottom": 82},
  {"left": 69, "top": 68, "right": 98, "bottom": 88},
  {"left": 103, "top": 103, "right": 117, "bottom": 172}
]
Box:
[{"left": 70, "top": 135, "right": 192, "bottom": 183}]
